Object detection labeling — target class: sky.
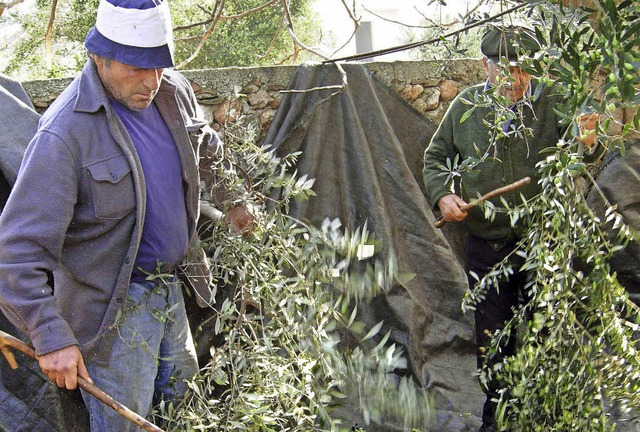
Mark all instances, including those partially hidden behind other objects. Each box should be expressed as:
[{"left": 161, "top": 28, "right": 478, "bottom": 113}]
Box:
[{"left": 311, "top": 0, "right": 475, "bottom": 61}]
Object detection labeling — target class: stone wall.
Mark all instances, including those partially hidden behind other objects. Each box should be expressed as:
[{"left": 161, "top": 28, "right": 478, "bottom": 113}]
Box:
[{"left": 21, "top": 59, "right": 486, "bottom": 138}]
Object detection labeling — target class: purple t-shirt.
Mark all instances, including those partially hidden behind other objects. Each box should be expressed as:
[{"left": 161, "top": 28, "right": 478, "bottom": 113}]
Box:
[{"left": 111, "top": 99, "right": 189, "bottom": 281}]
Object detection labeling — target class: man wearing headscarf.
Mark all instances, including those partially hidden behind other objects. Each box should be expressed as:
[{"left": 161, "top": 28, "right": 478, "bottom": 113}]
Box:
[
  {"left": 0, "top": 0, "right": 251, "bottom": 429},
  {"left": 423, "top": 25, "right": 562, "bottom": 431}
]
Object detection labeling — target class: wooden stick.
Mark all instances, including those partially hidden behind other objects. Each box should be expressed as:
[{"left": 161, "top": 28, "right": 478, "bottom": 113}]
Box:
[
  {"left": 0, "top": 330, "right": 166, "bottom": 432},
  {"left": 434, "top": 177, "right": 531, "bottom": 228}
]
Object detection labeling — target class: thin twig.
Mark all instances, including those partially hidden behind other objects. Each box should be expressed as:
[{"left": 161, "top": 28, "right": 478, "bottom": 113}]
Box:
[
  {"left": 175, "top": 0, "right": 226, "bottom": 69},
  {"left": 324, "top": 1, "right": 529, "bottom": 63},
  {"left": 218, "top": 0, "right": 279, "bottom": 19},
  {"left": 362, "top": 5, "right": 429, "bottom": 29},
  {"left": 280, "top": 0, "right": 330, "bottom": 61},
  {"left": 0, "top": 0, "right": 25, "bottom": 18},
  {"left": 280, "top": 62, "right": 348, "bottom": 98},
  {"left": 44, "top": 0, "right": 58, "bottom": 69},
  {"left": 340, "top": 0, "right": 359, "bottom": 23},
  {"left": 416, "top": 0, "right": 492, "bottom": 29},
  {"left": 330, "top": 27, "right": 359, "bottom": 58},
  {"left": 328, "top": 0, "right": 360, "bottom": 57},
  {"left": 174, "top": 0, "right": 279, "bottom": 32},
  {"left": 257, "top": 12, "right": 285, "bottom": 60}
]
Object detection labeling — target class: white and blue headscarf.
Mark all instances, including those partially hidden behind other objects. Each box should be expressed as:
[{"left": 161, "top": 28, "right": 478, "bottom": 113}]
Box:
[{"left": 85, "top": 0, "right": 174, "bottom": 69}]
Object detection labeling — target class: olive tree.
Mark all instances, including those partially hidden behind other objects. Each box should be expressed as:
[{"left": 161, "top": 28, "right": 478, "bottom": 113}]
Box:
[{"left": 0, "top": 0, "right": 323, "bottom": 79}]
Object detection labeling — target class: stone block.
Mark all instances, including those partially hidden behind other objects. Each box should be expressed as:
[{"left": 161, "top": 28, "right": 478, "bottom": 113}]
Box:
[
  {"left": 423, "top": 88, "right": 441, "bottom": 111},
  {"left": 438, "top": 79, "right": 458, "bottom": 102},
  {"left": 248, "top": 89, "right": 272, "bottom": 109},
  {"left": 214, "top": 99, "right": 243, "bottom": 124}
]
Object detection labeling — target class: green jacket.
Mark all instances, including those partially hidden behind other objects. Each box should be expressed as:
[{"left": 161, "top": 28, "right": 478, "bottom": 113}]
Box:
[{"left": 423, "top": 81, "right": 564, "bottom": 241}]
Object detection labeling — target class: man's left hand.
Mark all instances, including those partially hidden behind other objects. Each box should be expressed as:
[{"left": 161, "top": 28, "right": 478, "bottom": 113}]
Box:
[
  {"left": 577, "top": 112, "right": 600, "bottom": 149},
  {"left": 227, "top": 206, "right": 254, "bottom": 234}
]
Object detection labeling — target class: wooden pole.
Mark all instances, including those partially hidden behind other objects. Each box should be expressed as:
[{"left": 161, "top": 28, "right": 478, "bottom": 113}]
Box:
[
  {"left": 434, "top": 177, "right": 531, "bottom": 228},
  {"left": 0, "top": 330, "right": 166, "bottom": 432}
]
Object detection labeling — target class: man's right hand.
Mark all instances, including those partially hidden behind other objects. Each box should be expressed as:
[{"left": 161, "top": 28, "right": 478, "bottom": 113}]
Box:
[
  {"left": 37, "top": 345, "right": 92, "bottom": 390},
  {"left": 438, "top": 194, "right": 469, "bottom": 223}
]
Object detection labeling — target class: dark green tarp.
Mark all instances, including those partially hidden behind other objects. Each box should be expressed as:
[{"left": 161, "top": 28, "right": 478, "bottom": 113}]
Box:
[
  {"left": 587, "top": 142, "right": 640, "bottom": 301},
  {"left": 586, "top": 142, "right": 640, "bottom": 431},
  {"left": 262, "top": 63, "right": 483, "bottom": 431},
  {"left": 0, "top": 74, "right": 39, "bottom": 212}
]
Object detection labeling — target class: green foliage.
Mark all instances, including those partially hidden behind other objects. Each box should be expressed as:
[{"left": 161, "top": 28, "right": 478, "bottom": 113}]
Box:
[
  {"left": 534, "top": 0, "right": 640, "bottom": 134},
  {"left": 1, "top": 0, "right": 97, "bottom": 79},
  {"left": 0, "top": 0, "right": 321, "bottom": 80},
  {"left": 155, "top": 122, "right": 432, "bottom": 431},
  {"left": 171, "top": 0, "right": 320, "bottom": 68},
  {"left": 438, "top": 75, "right": 541, "bottom": 197},
  {"left": 463, "top": 144, "right": 640, "bottom": 431},
  {"left": 452, "top": 0, "right": 640, "bottom": 430}
]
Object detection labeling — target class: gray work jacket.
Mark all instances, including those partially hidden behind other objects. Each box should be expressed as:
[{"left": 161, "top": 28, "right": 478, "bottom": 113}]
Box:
[{"left": 0, "top": 61, "right": 215, "bottom": 365}]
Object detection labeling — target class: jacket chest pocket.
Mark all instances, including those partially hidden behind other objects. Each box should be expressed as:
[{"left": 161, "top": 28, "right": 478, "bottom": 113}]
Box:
[{"left": 86, "top": 155, "right": 136, "bottom": 219}]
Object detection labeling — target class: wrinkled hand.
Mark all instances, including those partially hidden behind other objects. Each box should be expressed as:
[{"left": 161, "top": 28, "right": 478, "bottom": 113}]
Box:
[
  {"left": 38, "top": 345, "right": 92, "bottom": 390},
  {"left": 227, "top": 206, "right": 254, "bottom": 234},
  {"left": 438, "top": 194, "right": 468, "bottom": 223}
]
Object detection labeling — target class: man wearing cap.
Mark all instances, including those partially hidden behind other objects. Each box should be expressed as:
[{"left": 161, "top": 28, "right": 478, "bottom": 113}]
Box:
[
  {"left": 422, "top": 26, "right": 563, "bottom": 431},
  {"left": 0, "top": 0, "right": 251, "bottom": 429}
]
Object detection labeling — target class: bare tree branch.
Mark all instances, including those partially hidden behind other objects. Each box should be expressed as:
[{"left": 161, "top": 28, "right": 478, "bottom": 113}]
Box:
[
  {"left": 327, "top": 0, "right": 360, "bottom": 58},
  {"left": 0, "top": 0, "right": 26, "bottom": 19},
  {"left": 278, "top": 0, "right": 346, "bottom": 97},
  {"left": 340, "top": 0, "right": 359, "bottom": 23},
  {"left": 196, "top": 3, "right": 210, "bottom": 16},
  {"left": 257, "top": 13, "right": 285, "bottom": 60},
  {"left": 280, "top": 0, "right": 299, "bottom": 62},
  {"left": 175, "top": 0, "right": 226, "bottom": 69},
  {"left": 280, "top": 61, "right": 348, "bottom": 98},
  {"left": 44, "top": 0, "right": 58, "bottom": 69},
  {"left": 174, "top": 0, "right": 280, "bottom": 32},
  {"left": 358, "top": 0, "right": 495, "bottom": 34},
  {"left": 279, "top": 0, "right": 329, "bottom": 61},
  {"left": 362, "top": 5, "right": 427, "bottom": 29},
  {"left": 413, "top": 0, "right": 492, "bottom": 30},
  {"left": 220, "top": 0, "right": 280, "bottom": 19},
  {"left": 325, "top": 1, "right": 529, "bottom": 63},
  {"left": 176, "top": 0, "right": 335, "bottom": 68}
]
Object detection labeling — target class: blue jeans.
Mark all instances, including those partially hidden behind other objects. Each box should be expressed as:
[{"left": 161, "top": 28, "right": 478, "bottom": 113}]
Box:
[{"left": 81, "top": 277, "right": 198, "bottom": 431}]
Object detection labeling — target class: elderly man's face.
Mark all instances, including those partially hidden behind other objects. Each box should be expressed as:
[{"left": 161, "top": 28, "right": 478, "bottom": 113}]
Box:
[
  {"left": 483, "top": 57, "right": 532, "bottom": 103},
  {"left": 93, "top": 55, "right": 164, "bottom": 111}
]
